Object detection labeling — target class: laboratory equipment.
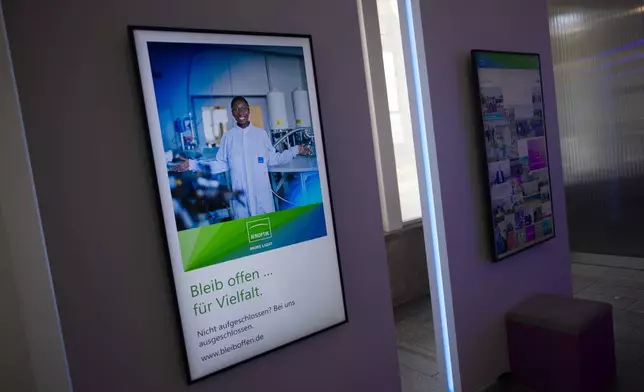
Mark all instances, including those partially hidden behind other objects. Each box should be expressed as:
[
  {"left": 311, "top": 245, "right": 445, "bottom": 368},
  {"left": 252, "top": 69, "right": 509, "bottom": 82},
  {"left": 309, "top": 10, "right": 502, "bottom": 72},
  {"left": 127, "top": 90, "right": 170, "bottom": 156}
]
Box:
[
  {"left": 271, "top": 127, "right": 316, "bottom": 157},
  {"left": 264, "top": 74, "right": 318, "bottom": 211},
  {"left": 268, "top": 156, "right": 319, "bottom": 211},
  {"left": 267, "top": 88, "right": 289, "bottom": 130},
  {"left": 202, "top": 106, "right": 228, "bottom": 147},
  {"left": 201, "top": 108, "right": 212, "bottom": 145},
  {"left": 268, "top": 126, "right": 318, "bottom": 211},
  {"left": 292, "top": 88, "right": 312, "bottom": 127},
  {"left": 168, "top": 165, "right": 244, "bottom": 229},
  {"left": 174, "top": 113, "right": 197, "bottom": 150},
  {"left": 270, "top": 87, "right": 315, "bottom": 155}
]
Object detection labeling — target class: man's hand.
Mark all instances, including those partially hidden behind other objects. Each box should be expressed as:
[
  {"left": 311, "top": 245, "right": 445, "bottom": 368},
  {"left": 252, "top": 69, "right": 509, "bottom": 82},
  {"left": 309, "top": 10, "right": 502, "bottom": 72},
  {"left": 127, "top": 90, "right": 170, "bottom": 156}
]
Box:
[
  {"left": 169, "top": 157, "right": 190, "bottom": 172},
  {"left": 297, "top": 144, "right": 313, "bottom": 156}
]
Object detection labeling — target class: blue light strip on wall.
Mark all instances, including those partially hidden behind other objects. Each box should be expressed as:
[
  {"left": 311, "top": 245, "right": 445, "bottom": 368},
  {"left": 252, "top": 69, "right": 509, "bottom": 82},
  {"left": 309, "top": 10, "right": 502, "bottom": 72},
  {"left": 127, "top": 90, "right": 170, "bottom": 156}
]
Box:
[{"left": 403, "top": 0, "right": 455, "bottom": 391}]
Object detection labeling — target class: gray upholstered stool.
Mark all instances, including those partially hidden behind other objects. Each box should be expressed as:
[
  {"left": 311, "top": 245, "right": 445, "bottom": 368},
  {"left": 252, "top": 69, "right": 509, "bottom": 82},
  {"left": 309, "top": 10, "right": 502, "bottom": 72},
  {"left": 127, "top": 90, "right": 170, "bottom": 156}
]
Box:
[{"left": 506, "top": 294, "right": 616, "bottom": 392}]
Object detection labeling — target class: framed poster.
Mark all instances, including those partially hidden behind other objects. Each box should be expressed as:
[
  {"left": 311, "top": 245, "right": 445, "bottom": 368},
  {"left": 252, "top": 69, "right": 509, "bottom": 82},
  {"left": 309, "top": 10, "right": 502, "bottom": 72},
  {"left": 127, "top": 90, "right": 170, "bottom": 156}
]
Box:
[
  {"left": 131, "top": 27, "right": 346, "bottom": 381},
  {"left": 471, "top": 50, "right": 555, "bottom": 261}
]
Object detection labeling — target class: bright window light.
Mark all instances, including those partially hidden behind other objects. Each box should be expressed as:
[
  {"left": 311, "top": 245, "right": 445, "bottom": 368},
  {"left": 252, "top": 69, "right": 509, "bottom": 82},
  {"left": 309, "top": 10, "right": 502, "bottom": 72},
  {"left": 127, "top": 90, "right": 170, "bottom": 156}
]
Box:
[{"left": 377, "top": 0, "right": 422, "bottom": 222}]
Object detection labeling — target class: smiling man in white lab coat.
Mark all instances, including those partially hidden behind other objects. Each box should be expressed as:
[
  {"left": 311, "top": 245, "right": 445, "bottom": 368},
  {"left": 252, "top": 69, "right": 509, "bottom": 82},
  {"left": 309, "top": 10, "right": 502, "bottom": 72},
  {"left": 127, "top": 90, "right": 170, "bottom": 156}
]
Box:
[{"left": 173, "top": 96, "right": 308, "bottom": 220}]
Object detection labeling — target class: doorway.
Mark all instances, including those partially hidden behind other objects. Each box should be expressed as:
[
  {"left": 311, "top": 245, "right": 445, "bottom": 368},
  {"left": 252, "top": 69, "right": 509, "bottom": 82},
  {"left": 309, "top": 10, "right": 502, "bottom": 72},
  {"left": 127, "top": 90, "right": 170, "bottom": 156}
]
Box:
[{"left": 358, "top": 0, "right": 458, "bottom": 390}]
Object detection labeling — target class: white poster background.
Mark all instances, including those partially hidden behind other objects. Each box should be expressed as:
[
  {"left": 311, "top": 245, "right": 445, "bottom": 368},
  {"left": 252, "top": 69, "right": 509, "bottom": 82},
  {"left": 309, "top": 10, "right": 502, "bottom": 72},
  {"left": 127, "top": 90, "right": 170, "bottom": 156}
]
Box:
[{"left": 132, "top": 29, "right": 346, "bottom": 381}]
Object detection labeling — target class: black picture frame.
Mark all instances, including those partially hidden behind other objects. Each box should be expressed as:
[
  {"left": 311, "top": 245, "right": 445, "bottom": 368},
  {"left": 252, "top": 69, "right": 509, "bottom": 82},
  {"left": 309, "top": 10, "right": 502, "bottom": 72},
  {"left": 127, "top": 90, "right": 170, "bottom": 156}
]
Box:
[
  {"left": 471, "top": 49, "right": 556, "bottom": 262},
  {"left": 128, "top": 25, "right": 348, "bottom": 384}
]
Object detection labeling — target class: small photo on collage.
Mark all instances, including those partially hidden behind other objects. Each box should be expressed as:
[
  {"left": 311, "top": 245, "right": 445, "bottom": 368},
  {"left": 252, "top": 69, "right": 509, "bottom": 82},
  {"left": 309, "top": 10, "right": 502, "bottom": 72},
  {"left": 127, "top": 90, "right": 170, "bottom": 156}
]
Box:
[
  {"left": 514, "top": 209, "right": 524, "bottom": 230},
  {"left": 533, "top": 205, "right": 544, "bottom": 223},
  {"left": 503, "top": 213, "right": 516, "bottom": 234},
  {"left": 536, "top": 218, "right": 553, "bottom": 239},
  {"left": 523, "top": 205, "right": 535, "bottom": 227},
  {"left": 489, "top": 160, "right": 511, "bottom": 187},
  {"left": 542, "top": 218, "right": 554, "bottom": 236},
  {"left": 537, "top": 172, "right": 550, "bottom": 187},
  {"left": 509, "top": 179, "right": 524, "bottom": 206},
  {"left": 510, "top": 159, "right": 524, "bottom": 178},
  {"left": 525, "top": 225, "right": 536, "bottom": 242},
  {"left": 527, "top": 138, "right": 547, "bottom": 171},
  {"left": 522, "top": 181, "right": 540, "bottom": 199},
  {"left": 515, "top": 229, "right": 527, "bottom": 247},
  {"left": 506, "top": 230, "right": 517, "bottom": 251},
  {"left": 485, "top": 122, "right": 518, "bottom": 163},
  {"left": 481, "top": 87, "right": 504, "bottom": 116},
  {"left": 536, "top": 221, "right": 545, "bottom": 238},
  {"left": 532, "top": 85, "right": 543, "bottom": 112},
  {"left": 492, "top": 196, "right": 510, "bottom": 223},
  {"left": 509, "top": 104, "right": 533, "bottom": 121},
  {"left": 541, "top": 185, "right": 551, "bottom": 202}
]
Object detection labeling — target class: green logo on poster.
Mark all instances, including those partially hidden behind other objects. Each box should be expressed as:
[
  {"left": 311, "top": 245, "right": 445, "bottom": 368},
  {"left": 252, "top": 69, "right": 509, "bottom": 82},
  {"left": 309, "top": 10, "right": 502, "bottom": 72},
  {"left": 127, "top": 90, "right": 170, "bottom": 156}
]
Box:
[{"left": 246, "top": 218, "right": 272, "bottom": 243}]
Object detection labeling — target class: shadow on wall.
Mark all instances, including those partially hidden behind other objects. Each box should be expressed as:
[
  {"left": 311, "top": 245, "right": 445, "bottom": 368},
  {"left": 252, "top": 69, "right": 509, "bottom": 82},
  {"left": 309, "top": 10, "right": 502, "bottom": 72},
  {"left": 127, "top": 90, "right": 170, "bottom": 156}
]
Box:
[{"left": 385, "top": 222, "right": 430, "bottom": 306}]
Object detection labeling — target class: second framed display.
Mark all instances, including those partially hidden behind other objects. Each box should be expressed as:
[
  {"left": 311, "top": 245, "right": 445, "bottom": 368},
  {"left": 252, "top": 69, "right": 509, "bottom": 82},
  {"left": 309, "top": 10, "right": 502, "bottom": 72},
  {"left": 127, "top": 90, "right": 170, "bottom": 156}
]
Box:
[{"left": 472, "top": 50, "right": 555, "bottom": 261}]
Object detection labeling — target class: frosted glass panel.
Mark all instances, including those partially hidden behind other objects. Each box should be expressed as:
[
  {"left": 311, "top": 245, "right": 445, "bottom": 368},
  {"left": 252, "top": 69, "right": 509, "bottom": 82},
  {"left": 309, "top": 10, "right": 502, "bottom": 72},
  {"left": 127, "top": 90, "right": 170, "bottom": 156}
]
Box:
[{"left": 549, "top": 1, "right": 644, "bottom": 256}]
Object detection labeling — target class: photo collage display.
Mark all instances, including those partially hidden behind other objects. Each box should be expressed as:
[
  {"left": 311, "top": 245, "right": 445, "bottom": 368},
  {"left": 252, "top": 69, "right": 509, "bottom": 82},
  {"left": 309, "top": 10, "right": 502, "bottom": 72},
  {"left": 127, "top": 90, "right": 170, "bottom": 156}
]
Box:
[{"left": 481, "top": 76, "right": 553, "bottom": 258}]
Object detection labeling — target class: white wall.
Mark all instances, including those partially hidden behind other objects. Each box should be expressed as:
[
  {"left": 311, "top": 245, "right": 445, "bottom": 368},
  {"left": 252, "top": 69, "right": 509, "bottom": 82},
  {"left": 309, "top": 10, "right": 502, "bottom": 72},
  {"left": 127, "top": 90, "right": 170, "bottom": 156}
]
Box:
[
  {"left": 417, "top": 0, "right": 572, "bottom": 390},
  {"left": 0, "top": 207, "right": 37, "bottom": 392},
  {"left": 0, "top": 4, "right": 71, "bottom": 391}
]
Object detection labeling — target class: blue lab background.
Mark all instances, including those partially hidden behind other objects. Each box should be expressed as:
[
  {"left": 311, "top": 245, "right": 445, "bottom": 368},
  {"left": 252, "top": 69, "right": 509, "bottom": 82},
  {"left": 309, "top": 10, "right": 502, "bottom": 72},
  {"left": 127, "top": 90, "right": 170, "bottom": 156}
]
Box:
[
  {"left": 147, "top": 42, "right": 322, "bottom": 212},
  {"left": 147, "top": 42, "right": 308, "bottom": 151}
]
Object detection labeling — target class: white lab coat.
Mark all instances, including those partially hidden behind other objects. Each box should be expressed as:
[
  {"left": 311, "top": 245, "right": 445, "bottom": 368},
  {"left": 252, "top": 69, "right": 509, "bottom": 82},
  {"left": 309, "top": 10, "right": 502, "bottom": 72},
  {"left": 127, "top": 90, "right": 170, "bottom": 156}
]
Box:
[{"left": 190, "top": 125, "right": 297, "bottom": 219}]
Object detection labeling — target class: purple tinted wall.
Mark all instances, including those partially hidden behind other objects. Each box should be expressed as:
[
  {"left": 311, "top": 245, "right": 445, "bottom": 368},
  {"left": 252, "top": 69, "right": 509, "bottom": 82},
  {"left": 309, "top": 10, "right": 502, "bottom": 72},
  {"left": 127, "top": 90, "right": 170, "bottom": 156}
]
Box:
[
  {"left": 417, "top": 0, "right": 572, "bottom": 390},
  {"left": 2, "top": 0, "right": 401, "bottom": 391}
]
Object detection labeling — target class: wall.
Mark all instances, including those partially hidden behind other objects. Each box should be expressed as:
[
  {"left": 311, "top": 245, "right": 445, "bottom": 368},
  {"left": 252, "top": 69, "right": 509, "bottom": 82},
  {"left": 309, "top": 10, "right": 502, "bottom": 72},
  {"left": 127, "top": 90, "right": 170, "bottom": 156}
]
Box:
[
  {"left": 0, "top": 8, "right": 34, "bottom": 388},
  {"left": 0, "top": 208, "right": 36, "bottom": 392},
  {"left": 0, "top": 3, "right": 71, "bottom": 391},
  {"left": 2, "top": 0, "right": 401, "bottom": 391},
  {"left": 417, "top": 0, "right": 572, "bottom": 390}
]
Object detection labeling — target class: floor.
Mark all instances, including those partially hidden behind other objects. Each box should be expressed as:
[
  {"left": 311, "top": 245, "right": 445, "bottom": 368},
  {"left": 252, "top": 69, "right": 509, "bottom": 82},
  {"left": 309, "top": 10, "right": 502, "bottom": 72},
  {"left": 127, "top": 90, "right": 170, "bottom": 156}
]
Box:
[
  {"left": 395, "top": 258, "right": 644, "bottom": 392},
  {"left": 394, "top": 296, "right": 442, "bottom": 391},
  {"left": 572, "top": 261, "right": 644, "bottom": 392}
]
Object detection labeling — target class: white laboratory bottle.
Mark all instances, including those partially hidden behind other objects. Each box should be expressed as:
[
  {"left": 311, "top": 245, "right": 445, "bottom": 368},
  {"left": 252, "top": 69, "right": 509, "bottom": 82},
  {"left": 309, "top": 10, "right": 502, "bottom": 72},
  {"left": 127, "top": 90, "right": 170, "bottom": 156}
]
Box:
[
  {"left": 267, "top": 88, "right": 289, "bottom": 130},
  {"left": 292, "top": 88, "right": 311, "bottom": 128}
]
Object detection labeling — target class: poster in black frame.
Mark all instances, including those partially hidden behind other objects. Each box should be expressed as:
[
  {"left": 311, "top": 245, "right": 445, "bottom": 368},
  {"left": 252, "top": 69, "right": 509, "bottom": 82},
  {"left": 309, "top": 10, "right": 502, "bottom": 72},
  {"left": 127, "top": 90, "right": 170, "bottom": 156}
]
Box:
[
  {"left": 129, "top": 26, "right": 347, "bottom": 383},
  {"left": 471, "top": 50, "right": 556, "bottom": 262}
]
